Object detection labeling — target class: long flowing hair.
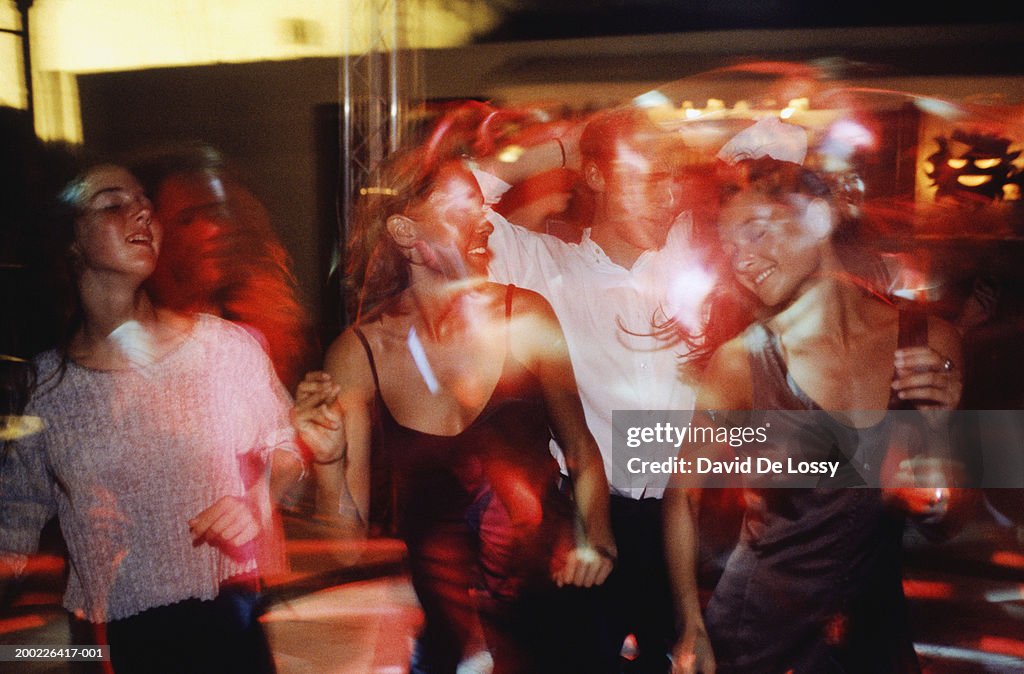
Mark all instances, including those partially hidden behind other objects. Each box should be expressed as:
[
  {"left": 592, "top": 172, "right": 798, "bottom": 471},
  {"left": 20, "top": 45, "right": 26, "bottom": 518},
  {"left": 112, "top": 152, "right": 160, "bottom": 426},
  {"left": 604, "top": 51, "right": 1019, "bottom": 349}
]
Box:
[
  {"left": 8, "top": 153, "right": 107, "bottom": 408},
  {"left": 130, "top": 143, "right": 314, "bottom": 391}
]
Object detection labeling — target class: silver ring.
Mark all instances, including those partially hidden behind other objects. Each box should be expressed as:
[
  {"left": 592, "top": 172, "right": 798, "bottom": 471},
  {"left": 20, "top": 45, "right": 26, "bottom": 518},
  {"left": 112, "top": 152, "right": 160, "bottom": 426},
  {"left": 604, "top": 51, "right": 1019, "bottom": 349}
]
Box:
[{"left": 942, "top": 358, "right": 953, "bottom": 372}]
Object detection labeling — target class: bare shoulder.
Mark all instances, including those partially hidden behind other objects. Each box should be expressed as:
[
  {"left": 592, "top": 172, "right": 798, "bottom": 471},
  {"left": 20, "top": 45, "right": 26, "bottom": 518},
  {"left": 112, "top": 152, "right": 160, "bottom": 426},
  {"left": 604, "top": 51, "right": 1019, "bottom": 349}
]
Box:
[
  {"left": 506, "top": 284, "right": 563, "bottom": 344},
  {"left": 506, "top": 284, "right": 558, "bottom": 322},
  {"left": 501, "top": 284, "right": 568, "bottom": 370},
  {"left": 323, "top": 325, "right": 378, "bottom": 398},
  {"left": 698, "top": 336, "right": 753, "bottom": 411}
]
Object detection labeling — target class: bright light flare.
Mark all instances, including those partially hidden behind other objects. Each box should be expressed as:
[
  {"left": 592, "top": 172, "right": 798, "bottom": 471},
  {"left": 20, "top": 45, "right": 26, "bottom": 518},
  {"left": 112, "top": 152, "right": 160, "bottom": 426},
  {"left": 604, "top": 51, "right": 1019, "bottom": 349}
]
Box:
[
  {"left": 107, "top": 320, "right": 158, "bottom": 371},
  {"left": 497, "top": 145, "right": 525, "bottom": 164},
  {"left": 665, "top": 262, "right": 717, "bottom": 335},
  {"left": 902, "top": 578, "right": 955, "bottom": 600},
  {"left": 819, "top": 118, "right": 876, "bottom": 164},
  {"left": 406, "top": 327, "right": 440, "bottom": 394},
  {"left": 0, "top": 415, "right": 45, "bottom": 441}
]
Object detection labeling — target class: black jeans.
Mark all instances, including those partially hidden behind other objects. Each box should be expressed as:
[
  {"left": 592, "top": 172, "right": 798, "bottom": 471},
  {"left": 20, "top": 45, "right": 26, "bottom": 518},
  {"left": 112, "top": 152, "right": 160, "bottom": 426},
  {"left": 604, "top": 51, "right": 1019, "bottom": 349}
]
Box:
[
  {"left": 70, "top": 583, "right": 275, "bottom": 674},
  {"left": 597, "top": 495, "right": 675, "bottom": 674}
]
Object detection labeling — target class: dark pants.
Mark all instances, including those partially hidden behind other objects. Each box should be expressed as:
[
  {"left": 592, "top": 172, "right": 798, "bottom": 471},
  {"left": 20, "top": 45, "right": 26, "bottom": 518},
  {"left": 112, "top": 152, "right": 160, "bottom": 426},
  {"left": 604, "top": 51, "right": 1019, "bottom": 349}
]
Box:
[
  {"left": 69, "top": 584, "right": 275, "bottom": 674},
  {"left": 596, "top": 495, "right": 675, "bottom": 674},
  {"left": 477, "top": 582, "right": 612, "bottom": 674},
  {"left": 408, "top": 482, "right": 610, "bottom": 673}
]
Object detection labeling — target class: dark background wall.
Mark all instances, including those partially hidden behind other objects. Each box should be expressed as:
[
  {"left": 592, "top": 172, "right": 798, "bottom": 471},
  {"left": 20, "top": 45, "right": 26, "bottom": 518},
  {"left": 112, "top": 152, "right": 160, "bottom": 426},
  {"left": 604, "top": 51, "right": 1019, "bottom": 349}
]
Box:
[{"left": 77, "top": 59, "right": 341, "bottom": 343}]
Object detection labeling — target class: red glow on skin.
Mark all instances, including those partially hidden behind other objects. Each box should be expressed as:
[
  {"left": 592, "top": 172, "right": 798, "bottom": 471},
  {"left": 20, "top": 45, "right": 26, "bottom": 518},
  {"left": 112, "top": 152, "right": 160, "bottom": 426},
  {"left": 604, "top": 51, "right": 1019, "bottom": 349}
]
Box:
[
  {"left": 0, "top": 615, "right": 46, "bottom": 635},
  {"left": 902, "top": 578, "right": 955, "bottom": 600},
  {"left": 991, "top": 551, "right": 1024, "bottom": 569},
  {"left": 976, "top": 636, "right": 1024, "bottom": 659}
]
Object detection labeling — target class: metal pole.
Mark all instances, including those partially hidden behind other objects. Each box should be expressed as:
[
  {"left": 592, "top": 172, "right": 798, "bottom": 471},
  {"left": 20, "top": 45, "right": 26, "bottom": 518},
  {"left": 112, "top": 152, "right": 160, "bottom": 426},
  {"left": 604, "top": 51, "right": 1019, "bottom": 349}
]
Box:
[{"left": 10, "top": 0, "right": 34, "bottom": 118}]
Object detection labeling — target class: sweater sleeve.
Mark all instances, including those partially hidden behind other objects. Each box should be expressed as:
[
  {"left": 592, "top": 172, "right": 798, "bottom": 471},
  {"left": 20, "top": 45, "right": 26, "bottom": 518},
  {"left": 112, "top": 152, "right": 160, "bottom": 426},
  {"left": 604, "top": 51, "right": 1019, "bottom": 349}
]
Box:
[
  {"left": 0, "top": 419, "right": 57, "bottom": 563},
  {"left": 244, "top": 336, "right": 304, "bottom": 471}
]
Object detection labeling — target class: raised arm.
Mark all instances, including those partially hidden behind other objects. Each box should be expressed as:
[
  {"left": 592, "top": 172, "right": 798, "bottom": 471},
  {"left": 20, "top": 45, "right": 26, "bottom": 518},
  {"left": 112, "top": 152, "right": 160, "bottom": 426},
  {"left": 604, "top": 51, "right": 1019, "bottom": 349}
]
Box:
[
  {"left": 508, "top": 287, "right": 616, "bottom": 587},
  {"left": 474, "top": 119, "right": 582, "bottom": 186}
]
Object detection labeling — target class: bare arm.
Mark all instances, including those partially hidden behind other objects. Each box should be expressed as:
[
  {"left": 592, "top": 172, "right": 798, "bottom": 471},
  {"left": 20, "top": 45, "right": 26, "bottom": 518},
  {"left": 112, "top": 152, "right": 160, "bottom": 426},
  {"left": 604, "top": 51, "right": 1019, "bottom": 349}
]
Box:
[
  {"left": 475, "top": 120, "right": 582, "bottom": 185},
  {"left": 665, "top": 338, "right": 752, "bottom": 674},
  {"left": 293, "top": 329, "right": 377, "bottom": 534},
  {"left": 664, "top": 484, "right": 713, "bottom": 674},
  {"left": 269, "top": 450, "right": 305, "bottom": 505},
  {"left": 509, "top": 287, "right": 616, "bottom": 587}
]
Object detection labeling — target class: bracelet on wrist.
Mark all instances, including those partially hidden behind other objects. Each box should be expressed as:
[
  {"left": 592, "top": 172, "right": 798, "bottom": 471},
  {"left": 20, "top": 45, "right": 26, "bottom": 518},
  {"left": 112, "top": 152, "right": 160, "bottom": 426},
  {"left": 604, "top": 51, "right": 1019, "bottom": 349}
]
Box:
[{"left": 554, "top": 137, "right": 567, "bottom": 168}]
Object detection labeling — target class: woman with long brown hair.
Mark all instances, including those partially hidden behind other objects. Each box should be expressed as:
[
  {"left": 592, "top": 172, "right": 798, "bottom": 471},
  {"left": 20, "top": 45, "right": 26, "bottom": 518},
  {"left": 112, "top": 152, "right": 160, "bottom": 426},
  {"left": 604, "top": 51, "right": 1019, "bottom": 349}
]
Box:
[
  {"left": 0, "top": 162, "right": 303, "bottom": 673},
  {"left": 293, "top": 143, "right": 617, "bottom": 673},
  {"left": 666, "top": 142, "right": 963, "bottom": 674}
]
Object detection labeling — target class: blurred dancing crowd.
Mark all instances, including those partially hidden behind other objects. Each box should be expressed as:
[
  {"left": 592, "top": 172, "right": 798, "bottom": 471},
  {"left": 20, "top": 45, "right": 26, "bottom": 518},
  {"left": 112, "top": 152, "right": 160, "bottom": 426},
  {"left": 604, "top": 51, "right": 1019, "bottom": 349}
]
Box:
[{"left": 2, "top": 63, "right": 1024, "bottom": 673}]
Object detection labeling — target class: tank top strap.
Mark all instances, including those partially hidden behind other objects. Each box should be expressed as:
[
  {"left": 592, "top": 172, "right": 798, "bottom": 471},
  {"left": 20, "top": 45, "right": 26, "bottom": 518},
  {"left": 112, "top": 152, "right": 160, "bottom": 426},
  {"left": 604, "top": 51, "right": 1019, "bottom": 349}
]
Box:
[
  {"left": 505, "top": 284, "right": 515, "bottom": 351},
  {"left": 352, "top": 326, "right": 382, "bottom": 394},
  {"left": 743, "top": 322, "right": 813, "bottom": 410}
]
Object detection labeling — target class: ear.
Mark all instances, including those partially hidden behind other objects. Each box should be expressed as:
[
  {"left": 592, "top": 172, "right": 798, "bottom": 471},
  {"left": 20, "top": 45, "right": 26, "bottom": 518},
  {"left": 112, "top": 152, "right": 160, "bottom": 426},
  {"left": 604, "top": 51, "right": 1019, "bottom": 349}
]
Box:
[
  {"left": 66, "top": 239, "right": 85, "bottom": 273},
  {"left": 583, "top": 161, "right": 605, "bottom": 193},
  {"left": 385, "top": 213, "right": 418, "bottom": 249},
  {"left": 803, "top": 198, "right": 834, "bottom": 241}
]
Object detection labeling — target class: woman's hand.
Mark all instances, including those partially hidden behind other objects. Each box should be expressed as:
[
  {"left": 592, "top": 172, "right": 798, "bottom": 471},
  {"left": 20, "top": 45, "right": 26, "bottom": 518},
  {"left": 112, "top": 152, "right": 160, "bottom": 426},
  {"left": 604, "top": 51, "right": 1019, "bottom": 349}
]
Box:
[
  {"left": 883, "top": 457, "right": 962, "bottom": 521},
  {"left": 189, "top": 495, "right": 260, "bottom": 554},
  {"left": 670, "top": 622, "right": 716, "bottom": 674},
  {"left": 552, "top": 542, "right": 616, "bottom": 588},
  {"left": 292, "top": 371, "right": 345, "bottom": 464},
  {"left": 892, "top": 346, "right": 962, "bottom": 411}
]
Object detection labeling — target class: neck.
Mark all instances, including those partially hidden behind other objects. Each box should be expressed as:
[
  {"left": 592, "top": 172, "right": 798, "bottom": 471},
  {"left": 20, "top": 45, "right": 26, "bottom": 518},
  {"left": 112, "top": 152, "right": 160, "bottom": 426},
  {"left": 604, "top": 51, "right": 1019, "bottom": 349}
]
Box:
[
  {"left": 76, "top": 270, "right": 158, "bottom": 345},
  {"left": 404, "top": 269, "right": 484, "bottom": 340},
  {"left": 589, "top": 205, "right": 646, "bottom": 268},
  {"left": 771, "top": 261, "right": 874, "bottom": 344}
]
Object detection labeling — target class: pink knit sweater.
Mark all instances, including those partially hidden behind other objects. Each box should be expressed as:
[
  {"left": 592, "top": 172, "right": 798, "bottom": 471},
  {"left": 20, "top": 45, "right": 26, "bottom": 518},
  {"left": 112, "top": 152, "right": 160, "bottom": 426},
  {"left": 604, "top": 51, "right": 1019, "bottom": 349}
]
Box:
[{"left": 0, "top": 314, "right": 299, "bottom": 622}]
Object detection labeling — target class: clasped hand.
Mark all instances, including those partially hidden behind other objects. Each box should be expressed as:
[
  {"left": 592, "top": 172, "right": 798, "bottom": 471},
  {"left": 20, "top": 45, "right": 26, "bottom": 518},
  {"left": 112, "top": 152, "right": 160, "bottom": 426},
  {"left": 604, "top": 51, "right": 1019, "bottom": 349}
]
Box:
[
  {"left": 292, "top": 371, "right": 345, "bottom": 464},
  {"left": 552, "top": 542, "right": 616, "bottom": 589}
]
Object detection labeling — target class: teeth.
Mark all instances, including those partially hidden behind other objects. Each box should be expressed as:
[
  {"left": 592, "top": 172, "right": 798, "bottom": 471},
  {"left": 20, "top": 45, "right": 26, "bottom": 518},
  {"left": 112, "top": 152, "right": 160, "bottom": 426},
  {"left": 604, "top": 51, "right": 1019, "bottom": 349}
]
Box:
[
  {"left": 468, "top": 247, "right": 486, "bottom": 255},
  {"left": 754, "top": 268, "right": 774, "bottom": 285}
]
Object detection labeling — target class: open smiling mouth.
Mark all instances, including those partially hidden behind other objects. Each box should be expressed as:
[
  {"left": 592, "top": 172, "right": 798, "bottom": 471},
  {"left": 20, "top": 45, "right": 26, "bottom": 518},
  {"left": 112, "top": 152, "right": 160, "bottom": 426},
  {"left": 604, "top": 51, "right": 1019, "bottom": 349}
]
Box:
[
  {"left": 126, "top": 231, "right": 153, "bottom": 246},
  {"left": 754, "top": 267, "right": 775, "bottom": 285}
]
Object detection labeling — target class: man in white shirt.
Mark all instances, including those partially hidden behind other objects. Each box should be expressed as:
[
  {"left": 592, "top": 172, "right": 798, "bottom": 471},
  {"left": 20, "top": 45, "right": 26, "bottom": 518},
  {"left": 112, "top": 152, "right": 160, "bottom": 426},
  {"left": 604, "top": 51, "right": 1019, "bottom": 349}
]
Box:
[{"left": 481, "top": 107, "right": 706, "bottom": 674}]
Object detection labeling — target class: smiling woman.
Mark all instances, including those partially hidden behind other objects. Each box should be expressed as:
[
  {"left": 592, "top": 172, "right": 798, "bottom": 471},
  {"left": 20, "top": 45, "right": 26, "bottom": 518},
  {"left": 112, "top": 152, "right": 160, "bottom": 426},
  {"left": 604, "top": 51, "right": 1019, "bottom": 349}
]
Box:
[
  {"left": 67, "top": 165, "right": 160, "bottom": 281},
  {"left": 716, "top": 158, "right": 839, "bottom": 309},
  {"left": 664, "top": 144, "right": 966, "bottom": 674},
  {"left": 293, "top": 140, "right": 617, "bottom": 672},
  {"left": 0, "top": 162, "right": 304, "bottom": 673}
]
